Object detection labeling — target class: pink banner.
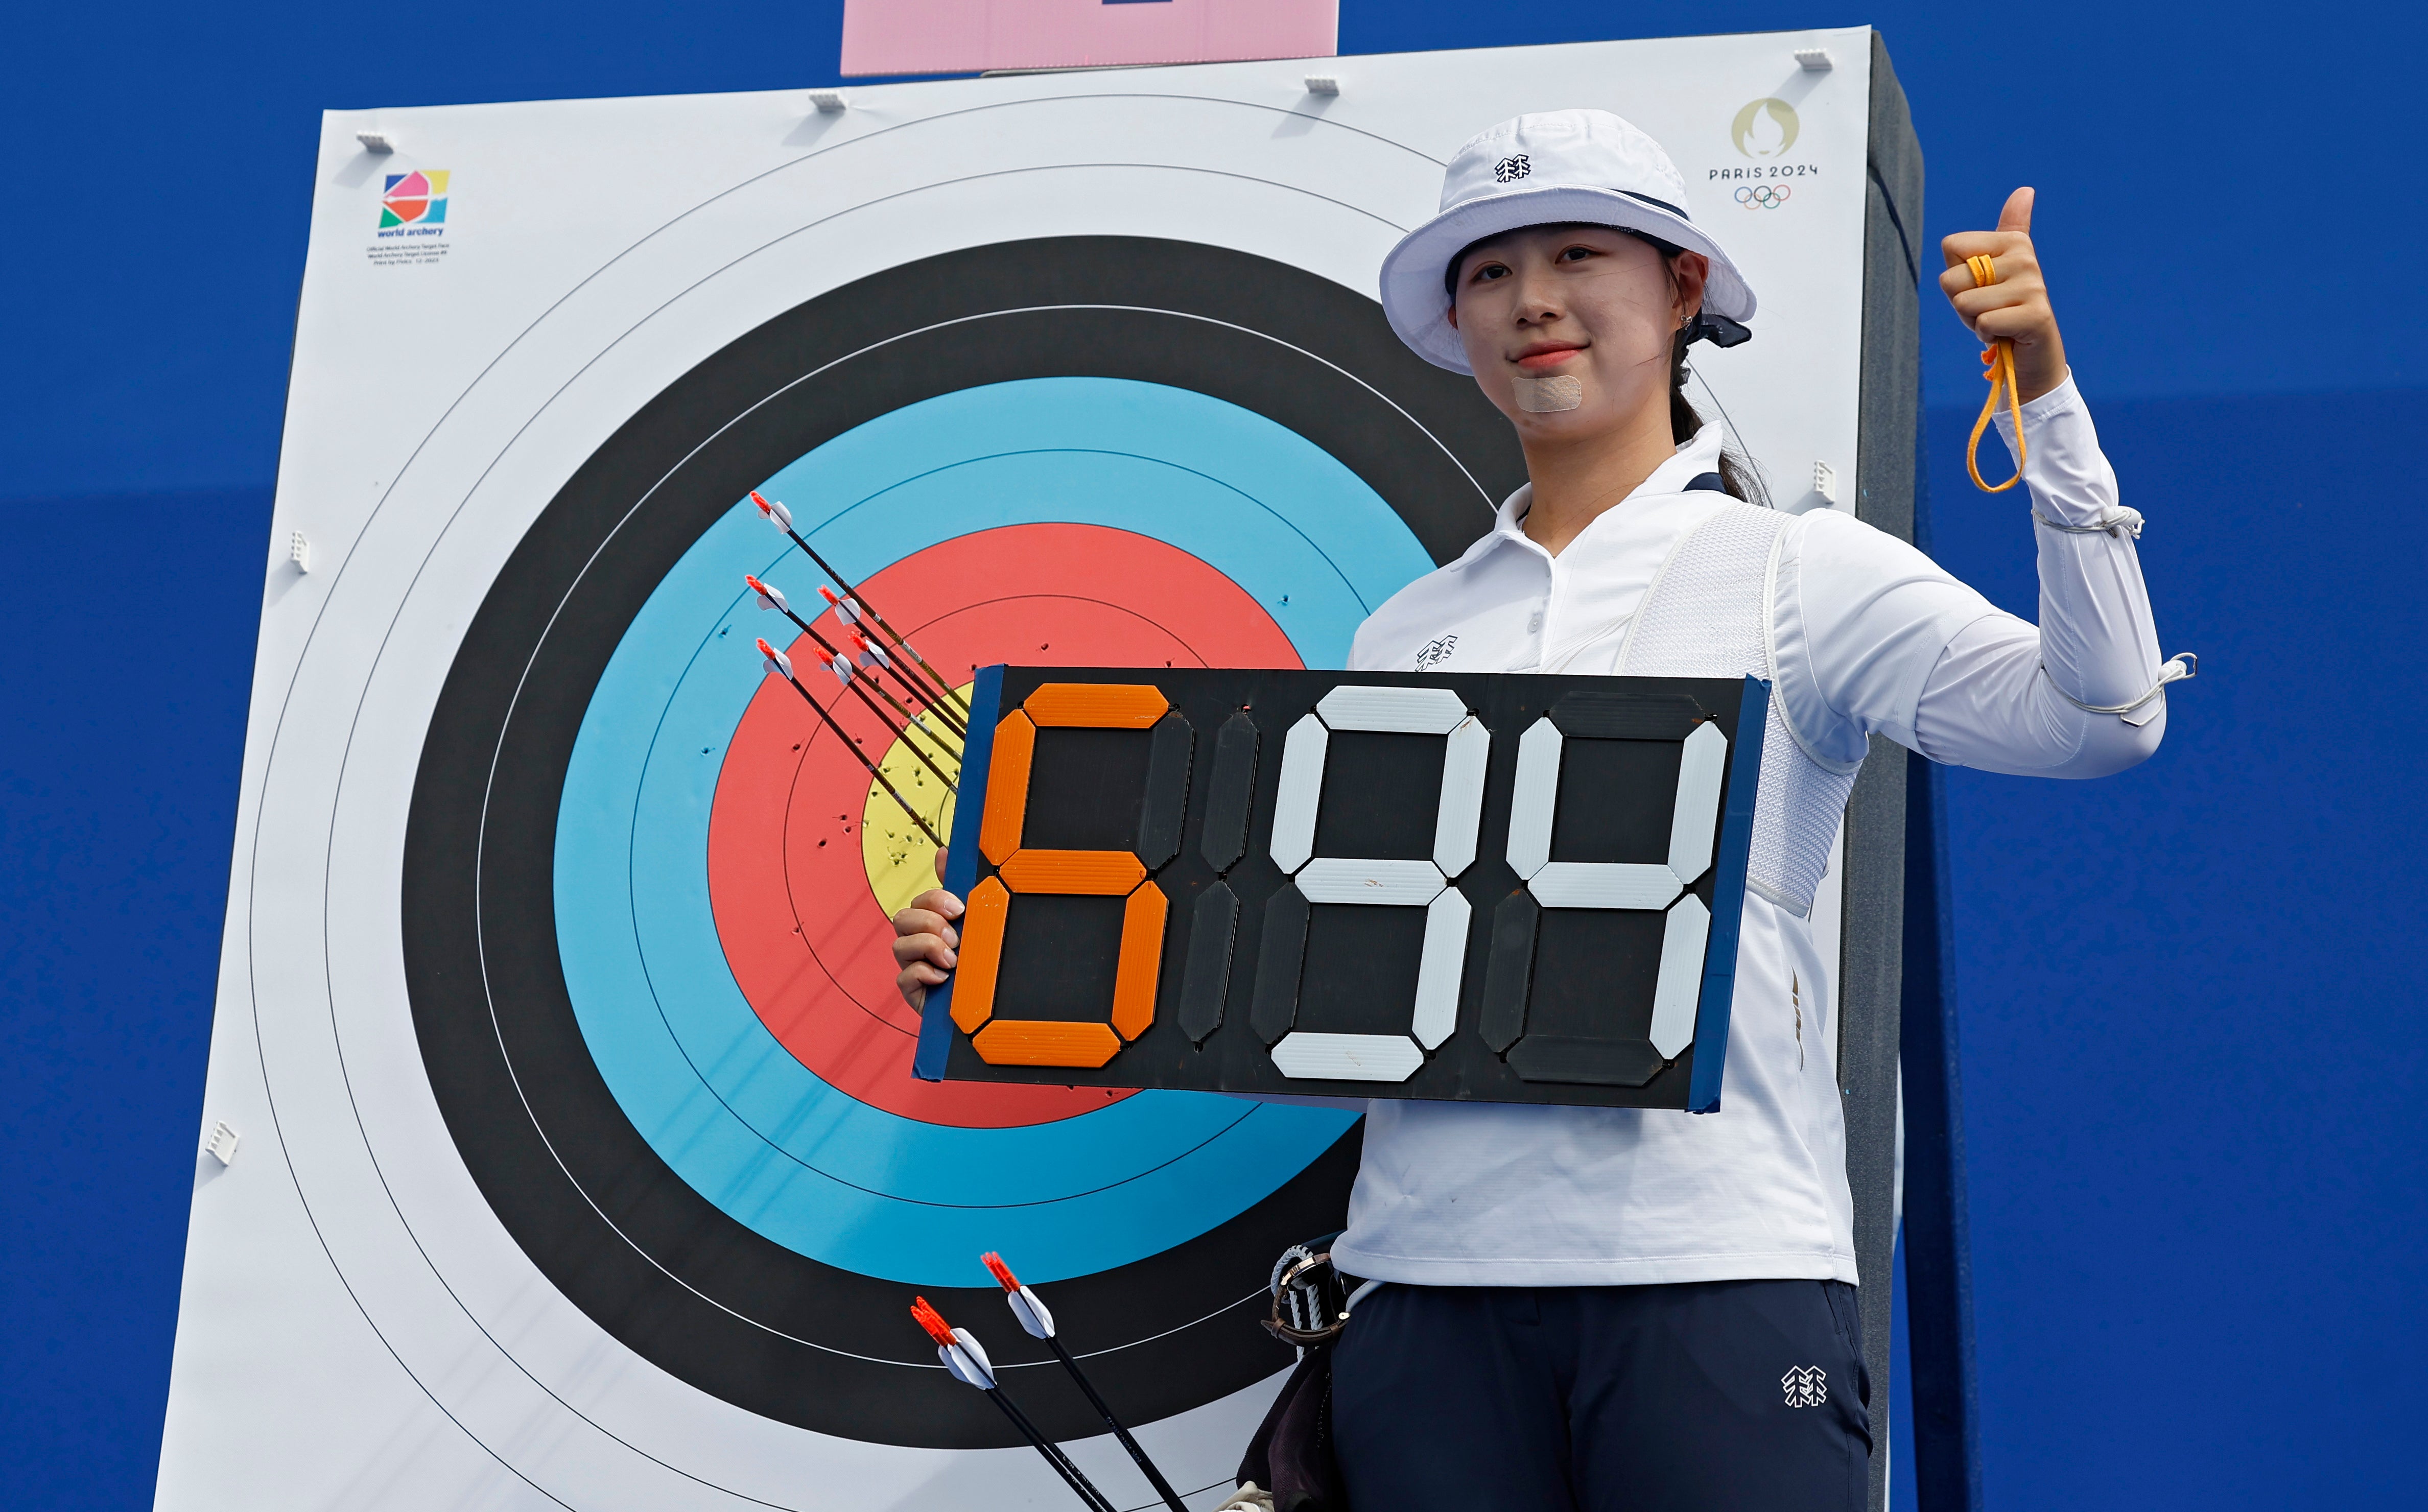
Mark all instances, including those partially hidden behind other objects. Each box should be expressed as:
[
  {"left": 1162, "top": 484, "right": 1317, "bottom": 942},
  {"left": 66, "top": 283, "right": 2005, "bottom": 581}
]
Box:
[{"left": 840, "top": 0, "right": 1336, "bottom": 78}]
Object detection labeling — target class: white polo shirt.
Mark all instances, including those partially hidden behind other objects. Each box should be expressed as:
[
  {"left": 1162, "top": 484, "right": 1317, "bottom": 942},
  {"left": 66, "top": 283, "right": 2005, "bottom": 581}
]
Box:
[{"left": 1323, "top": 374, "right": 2167, "bottom": 1288}]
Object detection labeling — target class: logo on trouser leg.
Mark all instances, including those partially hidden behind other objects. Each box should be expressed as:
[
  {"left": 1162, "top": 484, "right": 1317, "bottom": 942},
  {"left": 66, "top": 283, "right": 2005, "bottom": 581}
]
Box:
[{"left": 1781, "top": 1366, "right": 1828, "bottom": 1408}]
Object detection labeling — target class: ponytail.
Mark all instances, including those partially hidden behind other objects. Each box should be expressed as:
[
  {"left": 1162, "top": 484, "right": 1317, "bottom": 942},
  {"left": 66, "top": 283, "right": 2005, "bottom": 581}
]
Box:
[{"left": 1667, "top": 323, "right": 1769, "bottom": 506}]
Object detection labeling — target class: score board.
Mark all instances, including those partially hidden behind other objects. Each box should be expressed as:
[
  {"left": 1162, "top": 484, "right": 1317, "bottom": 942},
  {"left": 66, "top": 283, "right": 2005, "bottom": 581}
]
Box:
[{"left": 918, "top": 667, "right": 1767, "bottom": 1111}]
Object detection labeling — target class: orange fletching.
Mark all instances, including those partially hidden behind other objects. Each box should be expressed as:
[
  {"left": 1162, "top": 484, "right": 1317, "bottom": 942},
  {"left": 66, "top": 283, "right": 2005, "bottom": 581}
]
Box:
[
  {"left": 982, "top": 1251, "right": 1021, "bottom": 1291},
  {"left": 909, "top": 1296, "right": 956, "bottom": 1344}
]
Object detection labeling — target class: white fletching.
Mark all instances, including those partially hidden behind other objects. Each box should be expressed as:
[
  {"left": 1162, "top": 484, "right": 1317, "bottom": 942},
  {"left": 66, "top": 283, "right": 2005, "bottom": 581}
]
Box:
[
  {"left": 939, "top": 1328, "right": 996, "bottom": 1389},
  {"left": 763, "top": 647, "right": 795, "bottom": 680},
  {"left": 828, "top": 652, "right": 854, "bottom": 686},
  {"left": 758, "top": 495, "right": 794, "bottom": 531},
  {"left": 755, "top": 582, "right": 788, "bottom": 613},
  {"left": 1005, "top": 1284, "right": 1055, "bottom": 1339}
]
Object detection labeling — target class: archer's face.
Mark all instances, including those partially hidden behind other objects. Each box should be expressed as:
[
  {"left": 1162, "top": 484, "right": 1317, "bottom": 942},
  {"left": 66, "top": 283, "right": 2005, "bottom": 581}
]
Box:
[{"left": 1448, "top": 225, "right": 1707, "bottom": 442}]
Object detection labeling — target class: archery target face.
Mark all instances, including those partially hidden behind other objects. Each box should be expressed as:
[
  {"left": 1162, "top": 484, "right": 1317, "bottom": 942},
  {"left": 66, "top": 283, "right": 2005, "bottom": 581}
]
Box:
[{"left": 166, "top": 32, "right": 1878, "bottom": 1509}]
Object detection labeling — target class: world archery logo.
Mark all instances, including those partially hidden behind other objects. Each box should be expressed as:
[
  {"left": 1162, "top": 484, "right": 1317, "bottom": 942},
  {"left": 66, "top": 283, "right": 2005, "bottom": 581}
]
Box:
[
  {"left": 1493, "top": 154, "right": 1531, "bottom": 183},
  {"left": 380, "top": 170, "right": 450, "bottom": 229},
  {"left": 1782, "top": 1365, "right": 1829, "bottom": 1408}
]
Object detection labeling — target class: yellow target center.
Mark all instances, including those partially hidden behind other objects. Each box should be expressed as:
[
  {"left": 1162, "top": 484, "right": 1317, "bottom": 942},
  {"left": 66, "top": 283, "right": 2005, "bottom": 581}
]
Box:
[{"left": 859, "top": 683, "right": 970, "bottom": 918}]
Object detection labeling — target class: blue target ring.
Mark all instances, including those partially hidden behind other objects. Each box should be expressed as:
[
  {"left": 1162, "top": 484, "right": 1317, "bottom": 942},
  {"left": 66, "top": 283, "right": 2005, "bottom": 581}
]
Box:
[{"left": 554, "top": 377, "right": 1429, "bottom": 1285}]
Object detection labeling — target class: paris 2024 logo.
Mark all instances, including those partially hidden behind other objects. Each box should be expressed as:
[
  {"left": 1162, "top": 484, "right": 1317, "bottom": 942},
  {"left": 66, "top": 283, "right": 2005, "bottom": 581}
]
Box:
[
  {"left": 1714, "top": 99, "right": 1808, "bottom": 208},
  {"left": 1731, "top": 98, "right": 1800, "bottom": 159}
]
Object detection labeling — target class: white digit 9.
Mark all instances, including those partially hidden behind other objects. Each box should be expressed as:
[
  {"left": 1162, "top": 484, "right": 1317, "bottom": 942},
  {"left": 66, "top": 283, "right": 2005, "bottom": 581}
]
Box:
[{"left": 1254, "top": 685, "right": 1489, "bottom": 1081}]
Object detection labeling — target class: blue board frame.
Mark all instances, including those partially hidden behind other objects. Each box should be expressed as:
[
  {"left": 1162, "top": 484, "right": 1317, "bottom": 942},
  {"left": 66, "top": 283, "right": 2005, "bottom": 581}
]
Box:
[
  {"left": 913, "top": 662, "right": 1005, "bottom": 1081},
  {"left": 1687, "top": 675, "right": 1770, "bottom": 1113}
]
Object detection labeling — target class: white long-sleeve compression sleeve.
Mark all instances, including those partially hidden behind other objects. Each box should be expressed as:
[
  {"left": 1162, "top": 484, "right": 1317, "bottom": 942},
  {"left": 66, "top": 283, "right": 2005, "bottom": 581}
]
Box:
[{"left": 1910, "top": 373, "right": 2172, "bottom": 777}]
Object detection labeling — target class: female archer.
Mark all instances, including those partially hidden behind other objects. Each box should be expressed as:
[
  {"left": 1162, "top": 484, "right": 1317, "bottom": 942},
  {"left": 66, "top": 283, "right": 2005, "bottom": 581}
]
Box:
[{"left": 894, "top": 109, "right": 2177, "bottom": 1510}]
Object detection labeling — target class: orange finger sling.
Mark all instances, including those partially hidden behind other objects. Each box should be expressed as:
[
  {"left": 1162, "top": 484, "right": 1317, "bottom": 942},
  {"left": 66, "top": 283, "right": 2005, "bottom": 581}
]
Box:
[{"left": 1964, "top": 252, "right": 2026, "bottom": 492}]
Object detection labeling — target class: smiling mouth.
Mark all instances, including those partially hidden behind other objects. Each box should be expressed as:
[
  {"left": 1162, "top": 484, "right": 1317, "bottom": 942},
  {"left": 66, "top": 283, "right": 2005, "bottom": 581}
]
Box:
[{"left": 1513, "top": 344, "right": 1586, "bottom": 371}]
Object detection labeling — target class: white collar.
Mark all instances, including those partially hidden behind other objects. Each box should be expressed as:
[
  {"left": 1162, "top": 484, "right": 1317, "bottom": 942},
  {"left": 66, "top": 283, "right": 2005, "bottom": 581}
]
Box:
[{"left": 1487, "top": 421, "right": 1732, "bottom": 548}]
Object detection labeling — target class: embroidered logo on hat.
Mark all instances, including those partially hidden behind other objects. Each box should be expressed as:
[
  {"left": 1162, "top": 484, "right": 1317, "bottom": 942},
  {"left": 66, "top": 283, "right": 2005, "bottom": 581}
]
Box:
[{"left": 1493, "top": 154, "right": 1531, "bottom": 183}]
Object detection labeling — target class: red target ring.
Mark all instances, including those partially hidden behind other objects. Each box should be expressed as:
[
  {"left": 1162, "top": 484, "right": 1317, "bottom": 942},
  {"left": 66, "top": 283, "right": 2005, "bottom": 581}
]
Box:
[{"left": 709, "top": 523, "right": 1302, "bottom": 1127}]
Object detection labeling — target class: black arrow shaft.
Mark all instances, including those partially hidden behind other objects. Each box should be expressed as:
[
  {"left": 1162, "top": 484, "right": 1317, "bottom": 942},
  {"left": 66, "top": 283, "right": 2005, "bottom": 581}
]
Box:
[
  {"left": 775, "top": 576, "right": 970, "bottom": 738},
  {"left": 859, "top": 673, "right": 966, "bottom": 760},
  {"left": 984, "top": 1388, "right": 1117, "bottom": 1512},
  {"left": 853, "top": 639, "right": 972, "bottom": 739},
  {"left": 1046, "top": 1336, "right": 1190, "bottom": 1512},
  {"left": 767, "top": 595, "right": 968, "bottom": 740},
  {"left": 767, "top": 606, "right": 961, "bottom": 792},
  {"left": 779, "top": 524, "right": 972, "bottom": 718},
  {"left": 772, "top": 669, "right": 945, "bottom": 848}
]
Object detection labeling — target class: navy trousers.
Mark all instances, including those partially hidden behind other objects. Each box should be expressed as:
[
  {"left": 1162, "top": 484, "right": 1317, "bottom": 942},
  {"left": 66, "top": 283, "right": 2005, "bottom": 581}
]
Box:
[{"left": 1331, "top": 1279, "right": 1872, "bottom": 1511}]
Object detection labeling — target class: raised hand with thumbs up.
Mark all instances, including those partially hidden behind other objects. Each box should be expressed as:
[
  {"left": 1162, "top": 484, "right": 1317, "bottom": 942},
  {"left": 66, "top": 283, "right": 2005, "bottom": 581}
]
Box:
[{"left": 1939, "top": 186, "right": 2069, "bottom": 402}]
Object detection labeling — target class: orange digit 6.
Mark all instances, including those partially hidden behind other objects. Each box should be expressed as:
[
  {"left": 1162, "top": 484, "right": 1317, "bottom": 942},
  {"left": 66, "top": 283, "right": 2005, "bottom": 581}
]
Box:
[{"left": 949, "top": 683, "right": 1171, "bottom": 1068}]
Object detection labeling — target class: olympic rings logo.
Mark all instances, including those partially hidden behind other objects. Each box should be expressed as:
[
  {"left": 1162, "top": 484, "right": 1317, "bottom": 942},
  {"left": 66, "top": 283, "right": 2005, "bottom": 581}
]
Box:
[{"left": 1735, "top": 184, "right": 1793, "bottom": 209}]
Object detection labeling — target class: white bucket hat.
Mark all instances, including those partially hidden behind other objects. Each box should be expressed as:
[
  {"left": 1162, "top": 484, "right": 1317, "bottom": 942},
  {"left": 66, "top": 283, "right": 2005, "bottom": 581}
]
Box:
[{"left": 1379, "top": 109, "right": 1757, "bottom": 374}]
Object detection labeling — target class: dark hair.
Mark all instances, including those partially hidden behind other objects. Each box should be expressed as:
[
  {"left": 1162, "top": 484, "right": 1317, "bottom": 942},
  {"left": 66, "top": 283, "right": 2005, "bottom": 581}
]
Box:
[
  {"left": 1668, "top": 324, "right": 1769, "bottom": 506},
  {"left": 1446, "top": 225, "right": 1769, "bottom": 506}
]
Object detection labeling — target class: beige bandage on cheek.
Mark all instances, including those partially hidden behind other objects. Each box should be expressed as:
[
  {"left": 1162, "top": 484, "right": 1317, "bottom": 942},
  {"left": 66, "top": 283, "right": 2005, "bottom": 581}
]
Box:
[{"left": 1511, "top": 374, "right": 1583, "bottom": 413}]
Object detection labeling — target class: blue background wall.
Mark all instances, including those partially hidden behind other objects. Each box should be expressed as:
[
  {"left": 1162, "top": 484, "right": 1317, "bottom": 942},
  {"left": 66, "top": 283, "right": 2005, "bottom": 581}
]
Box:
[{"left": 3, "top": 4, "right": 2420, "bottom": 1507}]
